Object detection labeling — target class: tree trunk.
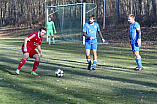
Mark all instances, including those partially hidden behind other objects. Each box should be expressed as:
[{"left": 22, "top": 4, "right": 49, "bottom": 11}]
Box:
[
  {"left": 116, "top": 0, "right": 120, "bottom": 19},
  {"left": 151, "top": 0, "right": 156, "bottom": 17},
  {"left": 139, "top": 0, "right": 142, "bottom": 14},
  {"left": 1, "top": 6, "right": 2, "bottom": 25}
]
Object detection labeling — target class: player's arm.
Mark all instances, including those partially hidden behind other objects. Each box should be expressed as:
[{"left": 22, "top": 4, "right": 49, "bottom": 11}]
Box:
[
  {"left": 83, "top": 23, "right": 90, "bottom": 39},
  {"left": 83, "top": 32, "right": 90, "bottom": 39},
  {"left": 23, "top": 37, "right": 29, "bottom": 52},
  {"left": 98, "top": 31, "right": 105, "bottom": 42},
  {"left": 37, "top": 45, "right": 43, "bottom": 57},
  {"left": 45, "top": 22, "right": 47, "bottom": 28},
  {"left": 52, "top": 22, "right": 57, "bottom": 33},
  {"left": 83, "top": 32, "right": 94, "bottom": 40},
  {"left": 97, "top": 24, "right": 105, "bottom": 42},
  {"left": 136, "top": 27, "right": 141, "bottom": 46},
  {"left": 137, "top": 28, "right": 141, "bottom": 39}
]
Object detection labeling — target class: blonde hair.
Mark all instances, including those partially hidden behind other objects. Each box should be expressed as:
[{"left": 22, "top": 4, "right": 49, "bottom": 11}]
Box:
[{"left": 129, "top": 14, "right": 135, "bottom": 19}]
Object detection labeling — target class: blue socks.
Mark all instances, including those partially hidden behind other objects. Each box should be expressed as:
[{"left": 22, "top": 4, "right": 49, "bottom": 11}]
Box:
[
  {"left": 93, "top": 60, "right": 97, "bottom": 69},
  {"left": 135, "top": 57, "right": 142, "bottom": 67},
  {"left": 87, "top": 59, "right": 97, "bottom": 69}
]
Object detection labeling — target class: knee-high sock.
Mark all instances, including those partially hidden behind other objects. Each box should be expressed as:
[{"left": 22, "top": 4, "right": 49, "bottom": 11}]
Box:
[
  {"left": 52, "top": 37, "right": 55, "bottom": 44},
  {"left": 93, "top": 60, "right": 97, "bottom": 69},
  {"left": 32, "top": 61, "right": 39, "bottom": 71},
  {"left": 48, "top": 38, "right": 51, "bottom": 44},
  {"left": 135, "top": 57, "right": 142, "bottom": 67},
  {"left": 17, "top": 58, "right": 27, "bottom": 70}
]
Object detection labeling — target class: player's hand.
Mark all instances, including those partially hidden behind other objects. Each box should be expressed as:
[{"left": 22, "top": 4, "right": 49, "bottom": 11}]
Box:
[
  {"left": 24, "top": 47, "right": 27, "bottom": 52},
  {"left": 102, "top": 39, "right": 105, "bottom": 43},
  {"left": 90, "top": 37, "right": 94, "bottom": 40},
  {"left": 138, "top": 39, "right": 141, "bottom": 46},
  {"left": 40, "top": 52, "right": 43, "bottom": 57}
]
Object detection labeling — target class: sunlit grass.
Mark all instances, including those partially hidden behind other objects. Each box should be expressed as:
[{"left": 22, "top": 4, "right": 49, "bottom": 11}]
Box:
[{"left": 0, "top": 38, "right": 157, "bottom": 104}]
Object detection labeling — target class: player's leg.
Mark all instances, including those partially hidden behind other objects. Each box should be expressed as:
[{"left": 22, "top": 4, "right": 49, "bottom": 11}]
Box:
[
  {"left": 47, "top": 30, "right": 51, "bottom": 45},
  {"left": 29, "top": 49, "right": 40, "bottom": 75},
  {"left": 91, "top": 41, "right": 98, "bottom": 71},
  {"left": 86, "top": 49, "right": 91, "bottom": 70},
  {"left": 134, "top": 51, "right": 143, "bottom": 70},
  {"left": 132, "top": 43, "right": 143, "bottom": 71},
  {"left": 16, "top": 53, "right": 29, "bottom": 75},
  {"left": 52, "top": 36, "right": 55, "bottom": 45},
  {"left": 48, "top": 36, "right": 51, "bottom": 45},
  {"left": 30, "top": 54, "right": 40, "bottom": 75},
  {"left": 85, "top": 41, "right": 92, "bottom": 70},
  {"left": 50, "top": 31, "right": 55, "bottom": 45},
  {"left": 92, "top": 49, "right": 97, "bottom": 71}
]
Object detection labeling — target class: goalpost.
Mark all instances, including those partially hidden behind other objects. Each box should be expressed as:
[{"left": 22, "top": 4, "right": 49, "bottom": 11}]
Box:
[{"left": 45, "top": 2, "right": 98, "bottom": 44}]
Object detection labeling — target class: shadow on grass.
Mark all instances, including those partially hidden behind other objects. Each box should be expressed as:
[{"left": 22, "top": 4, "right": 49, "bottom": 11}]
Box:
[
  {"left": 0, "top": 64, "right": 15, "bottom": 75},
  {"left": 61, "top": 68, "right": 157, "bottom": 88},
  {"left": 0, "top": 58, "right": 157, "bottom": 103}
]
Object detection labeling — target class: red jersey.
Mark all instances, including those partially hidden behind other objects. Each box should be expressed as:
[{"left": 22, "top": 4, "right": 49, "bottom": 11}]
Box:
[{"left": 22, "top": 32, "right": 43, "bottom": 49}]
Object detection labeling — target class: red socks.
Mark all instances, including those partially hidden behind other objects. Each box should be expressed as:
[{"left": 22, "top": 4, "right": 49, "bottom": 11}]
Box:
[
  {"left": 17, "top": 58, "right": 27, "bottom": 70},
  {"left": 17, "top": 58, "right": 39, "bottom": 71},
  {"left": 32, "top": 61, "right": 39, "bottom": 71}
]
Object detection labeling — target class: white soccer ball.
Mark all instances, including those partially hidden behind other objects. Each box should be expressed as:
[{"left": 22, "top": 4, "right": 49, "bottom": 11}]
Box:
[{"left": 55, "top": 69, "right": 64, "bottom": 77}]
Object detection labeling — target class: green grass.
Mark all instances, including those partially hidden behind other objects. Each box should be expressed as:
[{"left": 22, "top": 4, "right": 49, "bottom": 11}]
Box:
[{"left": 0, "top": 38, "right": 157, "bottom": 104}]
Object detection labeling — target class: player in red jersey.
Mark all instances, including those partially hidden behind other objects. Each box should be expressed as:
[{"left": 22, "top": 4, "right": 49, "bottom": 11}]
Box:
[{"left": 15, "top": 26, "right": 47, "bottom": 75}]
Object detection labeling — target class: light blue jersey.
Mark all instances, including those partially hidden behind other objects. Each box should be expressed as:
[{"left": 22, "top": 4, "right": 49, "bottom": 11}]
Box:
[
  {"left": 83, "top": 22, "right": 100, "bottom": 50},
  {"left": 83, "top": 22, "right": 100, "bottom": 40},
  {"left": 130, "top": 21, "right": 142, "bottom": 68},
  {"left": 130, "top": 22, "right": 140, "bottom": 44}
]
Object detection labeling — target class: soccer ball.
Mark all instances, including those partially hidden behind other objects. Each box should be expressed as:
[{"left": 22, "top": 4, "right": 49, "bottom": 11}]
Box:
[{"left": 55, "top": 69, "right": 64, "bottom": 77}]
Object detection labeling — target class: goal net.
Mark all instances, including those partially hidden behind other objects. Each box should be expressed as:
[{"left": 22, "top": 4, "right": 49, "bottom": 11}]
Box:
[{"left": 46, "top": 3, "right": 102, "bottom": 43}]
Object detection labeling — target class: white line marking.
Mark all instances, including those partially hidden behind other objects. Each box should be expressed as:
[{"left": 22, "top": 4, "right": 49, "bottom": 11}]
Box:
[{"left": 0, "top": 46, "right": 21, "bottom": 51}]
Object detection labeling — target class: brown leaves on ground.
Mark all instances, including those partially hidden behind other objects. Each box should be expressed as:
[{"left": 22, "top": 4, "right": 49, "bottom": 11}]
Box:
[{"left": 102, "top": 25, "right": 157, "bottom": 49}]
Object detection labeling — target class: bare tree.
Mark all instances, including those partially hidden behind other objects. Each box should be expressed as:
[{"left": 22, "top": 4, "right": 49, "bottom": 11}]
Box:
[
  {"left": 151, "top": 0, "right": 156, "bottom": 17},
  {"left": 116, "top": 0, "right": 120, "bottom": 19}
]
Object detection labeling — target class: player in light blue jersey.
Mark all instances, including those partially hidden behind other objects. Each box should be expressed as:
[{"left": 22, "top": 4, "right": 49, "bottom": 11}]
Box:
[
  {"left": 83, "top": 15, "right": 105, "bottom": 71},
  {"left": 128, "top": 14, "right": 143, "bottom": 71}
]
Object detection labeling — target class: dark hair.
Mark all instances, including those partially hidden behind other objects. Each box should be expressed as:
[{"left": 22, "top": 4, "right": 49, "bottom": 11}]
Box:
[
  {"left": 89, "top": 15, "right": 95, "bottom": 20},
  {"left": 39, "top": 26, "right": 47, "bottom": 31}
]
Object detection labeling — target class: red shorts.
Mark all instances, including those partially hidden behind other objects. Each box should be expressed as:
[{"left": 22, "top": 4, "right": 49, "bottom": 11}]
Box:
[{"left": 22, "top": 46, "right": 38, "bottom": 58}]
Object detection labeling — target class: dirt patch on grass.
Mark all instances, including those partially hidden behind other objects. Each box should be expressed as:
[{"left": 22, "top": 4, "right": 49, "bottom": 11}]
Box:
[{"left": 102, "top": 26, "right": 157, "bottom": 50}]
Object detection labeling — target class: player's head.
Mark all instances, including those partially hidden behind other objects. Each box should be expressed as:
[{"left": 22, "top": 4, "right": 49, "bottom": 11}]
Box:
[
  {"left": 128, "top": 14, "right": 135, "bottom": 24},
  {"left": 48, "top": 17, "right": 51, "bottom": 22},
  {"left": 89, "top": 15, "right": 95, "bottom": 24},
  {"left": 39, "top": 26, "right": 47, "bottom": 37}
]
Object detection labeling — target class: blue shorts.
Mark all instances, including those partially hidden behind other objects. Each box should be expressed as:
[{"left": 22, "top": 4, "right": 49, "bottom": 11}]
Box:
[
  {"left": 85, "top": 39, "right": 97, "bottom": 50},
  {"left": 131, "top": 43, "right": 140, "bottom": 52}
]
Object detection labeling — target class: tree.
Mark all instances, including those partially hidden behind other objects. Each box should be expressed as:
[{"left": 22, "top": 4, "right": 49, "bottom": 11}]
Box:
[
  {"left": 151, "top": 0, "right": 156, "bottom": 18},
  {"left": 116, "top": 0, "right": 120, "bottom": 19}
]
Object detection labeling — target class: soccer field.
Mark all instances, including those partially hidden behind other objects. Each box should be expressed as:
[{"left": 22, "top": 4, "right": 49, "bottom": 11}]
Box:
[{"left": 0, "top": 38, "right": 157, "bottom": 104}]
